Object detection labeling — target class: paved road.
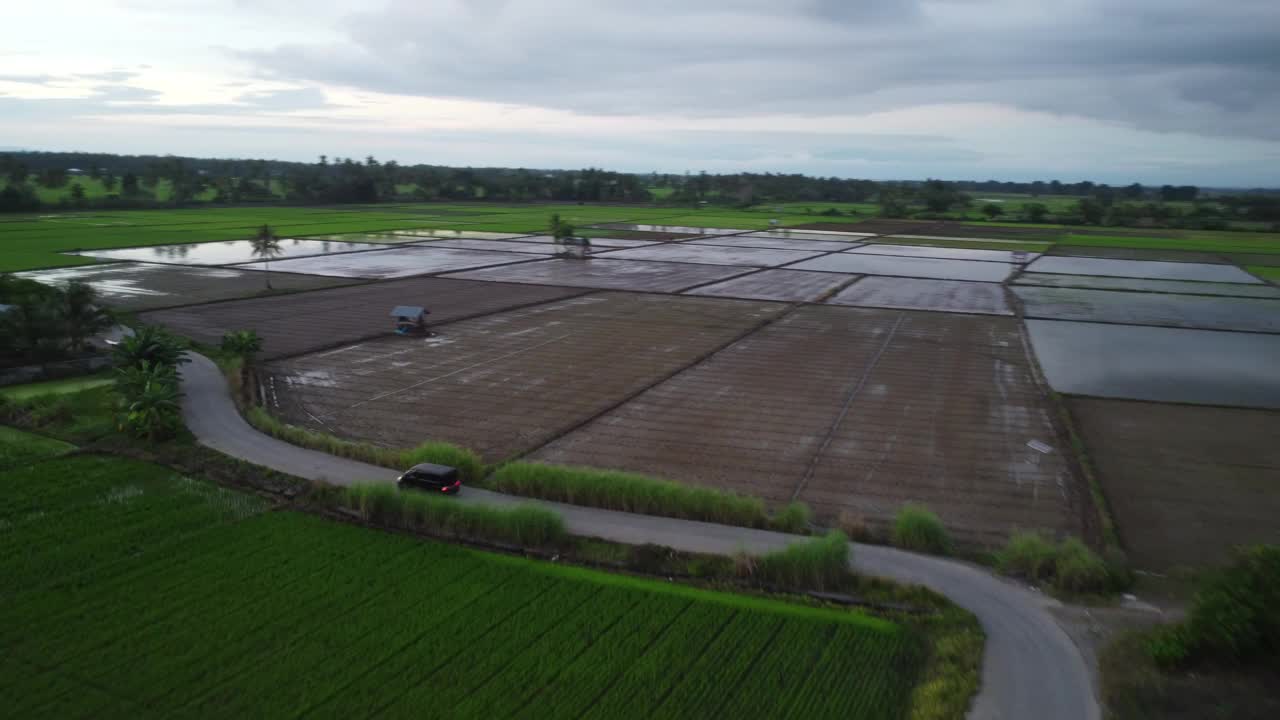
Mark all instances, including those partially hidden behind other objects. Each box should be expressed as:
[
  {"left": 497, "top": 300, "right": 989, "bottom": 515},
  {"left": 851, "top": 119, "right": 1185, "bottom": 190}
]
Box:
[{"left": 181, "top": 351, "right": 1099, "bottom": 720}]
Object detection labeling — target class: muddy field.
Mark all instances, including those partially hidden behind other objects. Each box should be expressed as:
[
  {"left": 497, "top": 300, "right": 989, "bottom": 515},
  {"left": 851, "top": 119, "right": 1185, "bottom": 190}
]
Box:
[
  {"left": 533, "top": 306, "right": 1081, "bottom": 545},
  {"left": 16, "top": 263, "right": 351, "bottom": 311},
  {"left": 1069, "top": 398, "right": 1280, "bottom": 569},
  {"left": 684, "top": 269, "right": 857, "bottom": 302},
  {"left": 266, "top": 293, "right": 785, "bottom": 458},
  {"left": 143, "top": 277, "right": 587, "bottom": 359},
  {"left": 828, "top": 277, "right": 1013, "bottom": 316}
]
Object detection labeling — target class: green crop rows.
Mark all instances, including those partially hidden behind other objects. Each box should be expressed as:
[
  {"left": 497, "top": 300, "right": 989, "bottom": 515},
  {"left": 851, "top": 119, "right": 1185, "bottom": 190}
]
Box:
[{"left": 0, "top": 453, "right": 922, "bottom": 719}]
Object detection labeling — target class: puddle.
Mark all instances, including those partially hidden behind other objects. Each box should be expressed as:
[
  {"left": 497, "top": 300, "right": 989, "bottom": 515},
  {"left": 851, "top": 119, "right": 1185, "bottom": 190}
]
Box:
[
  {"left": 1025, "top": 256, "right": 1261, "bottom": 283},
  {"left": 789, "top": 253, "right": 1015, "bottom": 282},
  {"left": 1025, "top": 320, "right": 1280, "bottom": 408},
  {"left": 68, "top": 238, "right": 393, "bottom": 266}
]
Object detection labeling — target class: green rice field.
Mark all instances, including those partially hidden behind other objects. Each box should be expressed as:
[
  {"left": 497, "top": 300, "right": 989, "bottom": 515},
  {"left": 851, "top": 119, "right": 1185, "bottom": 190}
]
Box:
[
  {"left": 2, "top": 202, "right": 1277, "bottom": 272},
  {"left": 0, "top": 452, "right": 923, "bottom": 719}
]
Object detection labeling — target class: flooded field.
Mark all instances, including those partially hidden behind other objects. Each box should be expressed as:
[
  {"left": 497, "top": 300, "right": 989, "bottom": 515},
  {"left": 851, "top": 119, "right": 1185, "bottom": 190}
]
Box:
[
  {"left": 1012, "top": 272, "right": 1280, "bottom": 298},
  {"left": 446, "top": 258, "right": 753, "bottom": 292},
  {"left": 847, "top": 244, "right": 1037, "bottom": 264},
  {"left": 828, "top": 277, "right": 1013, "bottom": 315},
  {"left": 600, "top": 243, "right": 825, "bottom": 267},
  {"left": 68, "top": 238, "right": 393, "bottom": 265},
  {"left": 232, "top": 246, "right": 531, "bottom": 279},
  {"left": 1015, "top": 286, "right": 1280, "bottom": 333},
  {"left": 789, "top": 253, "right": 1016, "bottom": 282},
  {"left": 1025, "top": 320, "right": 1280, "bottom": 407},
  {"left": 1025, "top": 256, "right": 1261, "bottom": 283},
  {"left": 684, "top": 269, "right": 856, "bottom": 302},
  {"left": 16, "top": 262, "right": 350, "bottom": 310}
]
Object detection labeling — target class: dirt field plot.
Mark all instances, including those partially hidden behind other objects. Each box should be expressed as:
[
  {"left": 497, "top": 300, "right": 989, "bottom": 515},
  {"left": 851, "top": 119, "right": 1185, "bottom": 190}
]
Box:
[
  {"left": 1026, "top": 320, "right": 1280, "bottom": 408},
  {"left": 684, "top": 269, "right": 856, "bottom": 302},
  {"left": 1012, "top": 273, "right": 1280, "bottom": 298},
  {"left": 267, "top": 293, "right": 785, "bottom": 458},
  {"left": 1229, "top": 253, "right": 1280, "bottom": 267},
  {"left": 1069, "top": 398, "right": 1280, "bottom": 570},
  {"left": 1026, "top": 256, "right": 1261, "bottom": 283},
  {"left": 848, "top": 244, "right": 1038, "bottom": 264},
  {"left": 67, "top": 238, "right": 393, "bottom": 266},
  {"left": 828, "top": 277, "right": 1013, "bottom": 316},
  {"left": 601, "top": 244, "right": 824, "bottom": 267},
  {"left": 143, "top": 277, "right": 585, "bottom": 359},
  {"left": 789, "top": 253, "right": 1015, "bottom": 282},
  {"left": 535, "top": 306, "right": 1079, "bottom": 545},
  {"left": 15, "top": 263, "right": 350, "bottom": 311},
  {"left": 1014, "top": 286, "right": 1280, "bottom": 333},
  {"left": 231, "top": 246, "right": 531, "bottom": 279},
  {"left": 686, "top": 235, "right": 858, "bottom": 252},
  {"left": 446, "top": 258, "right": 754, "bottom": 293},
  {"left": 1046, "top": 245, "right": 1228, "bottom": 263}
]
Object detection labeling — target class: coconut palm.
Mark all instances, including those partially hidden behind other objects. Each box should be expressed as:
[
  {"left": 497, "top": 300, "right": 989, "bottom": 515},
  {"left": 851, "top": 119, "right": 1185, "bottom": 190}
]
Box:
[
  {"left": 252, "top": 224, "right": 283, "bottom": 289},
  {"left": 120, "top": 377, "right": 182, "bottom": 441},
  {"left": 112, "top": 325, "right": 189, "bottom": 371}
]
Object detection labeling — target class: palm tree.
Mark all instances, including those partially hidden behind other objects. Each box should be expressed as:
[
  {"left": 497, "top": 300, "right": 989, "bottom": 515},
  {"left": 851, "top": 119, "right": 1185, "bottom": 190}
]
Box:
[
  {"left": 112, "top": 325, "right": 189, "bottom": 371},
  {"left": 122, "top": 377, "right": 182, "bottom": 441},
  {"left": 252, "top": 224, "right": 283, "bottom": 290},
  {"left": 61, "top": 281, "right": 112, "bottom": 353}
]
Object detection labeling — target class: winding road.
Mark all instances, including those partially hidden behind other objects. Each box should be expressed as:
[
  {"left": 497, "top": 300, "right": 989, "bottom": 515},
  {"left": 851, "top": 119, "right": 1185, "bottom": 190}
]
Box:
[{"left": 181, "top": 351, "right": 1098, "bottom": 720}]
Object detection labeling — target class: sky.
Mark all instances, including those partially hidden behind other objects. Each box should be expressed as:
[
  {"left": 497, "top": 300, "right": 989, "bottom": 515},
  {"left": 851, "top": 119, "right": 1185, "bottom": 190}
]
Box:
[{"left": 1, "top": 0, "right": 1278, "bottom": 186}]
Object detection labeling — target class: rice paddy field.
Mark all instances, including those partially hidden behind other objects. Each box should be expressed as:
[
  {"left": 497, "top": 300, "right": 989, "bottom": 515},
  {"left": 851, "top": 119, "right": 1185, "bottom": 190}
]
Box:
[
  {"left": 6, "top": 202, "right": 1280, "bottom": 566},
  {"left": 0, "top": 452, "right": 923, "bottom": 719}
]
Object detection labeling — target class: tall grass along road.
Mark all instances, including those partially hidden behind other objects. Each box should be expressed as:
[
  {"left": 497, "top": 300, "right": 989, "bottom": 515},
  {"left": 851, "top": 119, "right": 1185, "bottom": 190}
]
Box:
[{"left": 180, "top": 351, "right": 1098, "bottom": 720}]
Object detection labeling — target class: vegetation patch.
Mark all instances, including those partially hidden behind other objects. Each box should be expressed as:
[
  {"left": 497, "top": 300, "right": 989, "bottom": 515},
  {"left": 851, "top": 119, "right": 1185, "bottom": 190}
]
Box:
[
  {"left": 747, "top": 531, "right": 850, "bottom": 592},
  {"left": 337, "top": 482, "right": 566, "bottom": 548},
  {"left": 892, "top": 504, "right": 952, "bottom": 555},
  {"left": 996, "top": 531, "right": 1129, "bottom": 596},
  {"left": 0, "top": 425, "right": 75, "bottom": 468},
  {"left": 485, "top": 461, "right": 811, "bottom": 532},
  {"left": 245, "top": 406, "right": 484, "bottom": 481}
]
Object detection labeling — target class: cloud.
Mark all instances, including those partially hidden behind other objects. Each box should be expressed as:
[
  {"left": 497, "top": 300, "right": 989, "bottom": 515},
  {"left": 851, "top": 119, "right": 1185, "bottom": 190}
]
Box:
[
  {"left": 0, "top": 74, "right": 65, "bottom": 85},
  {"left": 76, "top": 70, "right": 140, "bottom": 82},
  {"left": 238, "top": 0, "right": 1280, "bottom": 140},
  {"left": 235, "top": 86, "right": 332, "bottom": 110}
]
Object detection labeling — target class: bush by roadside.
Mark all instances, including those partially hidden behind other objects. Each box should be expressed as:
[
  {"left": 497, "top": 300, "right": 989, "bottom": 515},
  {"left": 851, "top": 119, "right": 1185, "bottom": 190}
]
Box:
[
  {"left": 337, "top": 482, "right": 566, "bottom": 548},
  {"left": 245, "top": 407, "right": 484, "bottom": 481},
  {"left": 996, "top": 531, "right": 1130, "bottom": 596},
  {"left": 742, "top": 531, "right": 850, "bottom": 592},
  {"left": 892, "top": 504, "right": 952, "bottom": 555},
  {"left": 485, "top": 461, "right": 812, "bottom": 532}
]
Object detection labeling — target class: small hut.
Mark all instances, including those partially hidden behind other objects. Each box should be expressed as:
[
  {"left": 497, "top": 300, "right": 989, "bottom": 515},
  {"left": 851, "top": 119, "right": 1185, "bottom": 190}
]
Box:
[{"left": 390, "top": 305, "right": 429, "bottom": 335}]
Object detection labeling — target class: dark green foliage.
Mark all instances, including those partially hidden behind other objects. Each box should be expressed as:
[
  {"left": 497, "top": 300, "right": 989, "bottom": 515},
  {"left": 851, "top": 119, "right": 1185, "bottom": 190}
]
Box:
[
  {"left": 219, "top": 329, "right": 262, "bottom": 358},
  {"left": 112, "top": 325, "right": 189, "bottom": 371},
  {"left": 1152, "top": 545, "right": 1280, "bottom": 668},
  {"left": 892, "top": 504, "right": 952, "bottom": 555},
  {"left": 996, "top": 531, "right": 1128, "bottom": 596},
  {"left": 997, "top": 531, "right": 1060, "bottom": 582}
]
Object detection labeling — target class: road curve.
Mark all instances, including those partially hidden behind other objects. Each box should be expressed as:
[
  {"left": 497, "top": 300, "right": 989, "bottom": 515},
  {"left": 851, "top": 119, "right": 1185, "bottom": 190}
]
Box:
[{"left": 181, "top": 351, "right": 1098, "bottom": 720}]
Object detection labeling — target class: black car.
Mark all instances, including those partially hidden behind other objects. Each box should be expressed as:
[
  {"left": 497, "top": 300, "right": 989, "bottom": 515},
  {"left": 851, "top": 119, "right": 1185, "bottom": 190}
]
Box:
[{"left": 397, "top": 463, "right": 461, "bottom": 494}]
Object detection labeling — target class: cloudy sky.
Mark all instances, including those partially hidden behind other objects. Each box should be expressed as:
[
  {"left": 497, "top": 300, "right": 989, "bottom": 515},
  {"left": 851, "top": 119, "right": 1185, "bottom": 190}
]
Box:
[{"left": 2, "top": 0, "right": 1278, "bottom": 185}]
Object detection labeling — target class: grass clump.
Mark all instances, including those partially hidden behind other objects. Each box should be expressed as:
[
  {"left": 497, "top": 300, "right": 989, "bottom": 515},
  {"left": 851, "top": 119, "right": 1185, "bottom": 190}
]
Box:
[
  {"left": 486, "top": 461, "right": 777, "bottom": 528},
  {"left": 996, "top": 531, "right": 1127, "bottom": 596},
  {"left": 770, "top": 501, "right": 812, "bottom": 533},
  {"left": 751, "top": 531, "right": 850, "bottom": 591},
  {"left": 341, "top": 483, "right": 565, "bottom": 547},
  {"left": 245, "top": 407, "right": 483, "bottom": 481},
  {"left": 892, "top": 504, "right": 952, "bottom": 555}
]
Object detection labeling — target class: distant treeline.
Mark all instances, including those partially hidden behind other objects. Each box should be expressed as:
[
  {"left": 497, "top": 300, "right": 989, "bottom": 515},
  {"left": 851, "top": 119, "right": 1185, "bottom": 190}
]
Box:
[{"left": 1, "top": 151, "right": 1278, "bottom": 229}]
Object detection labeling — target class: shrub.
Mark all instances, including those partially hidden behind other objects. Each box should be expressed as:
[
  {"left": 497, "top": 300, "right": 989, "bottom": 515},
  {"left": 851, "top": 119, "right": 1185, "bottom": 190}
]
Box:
[
  {"left": 1180, "top": 545, "right": 1280, "bottom": 664},
  {"left": 486, "top": 462, "right": 770, "bottom": 528},
  {"left": 1146, "top": 625, "right": 1191, "bottom": 669},
  {"left": 770, "top": 501, "right": 811, "bottom": 534},
  {"left": 892, "top": 504, "right": 952, "bottom": 555},
  {"left": 402, "top": 442, "right": 484, "bottom": 483},
  {"left": 1053, "top": 538, "right": 1111, "bottom": 594},
  {"left": 997, "top": 531, "right": 1059, "bottom": 582},
  {"left": 753, "top": 531, "right": 850, "bottom": 591},
  {"left": 341, "top": 483, "right": 565, "bottom": 547}
]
